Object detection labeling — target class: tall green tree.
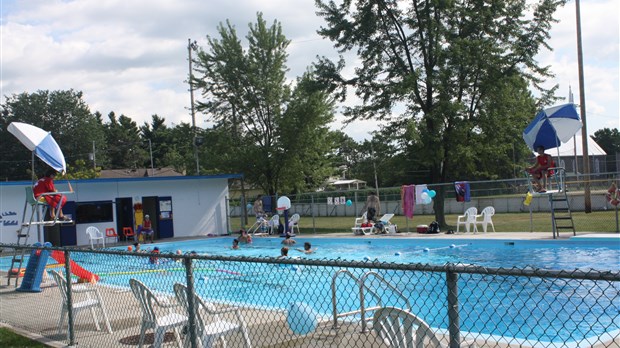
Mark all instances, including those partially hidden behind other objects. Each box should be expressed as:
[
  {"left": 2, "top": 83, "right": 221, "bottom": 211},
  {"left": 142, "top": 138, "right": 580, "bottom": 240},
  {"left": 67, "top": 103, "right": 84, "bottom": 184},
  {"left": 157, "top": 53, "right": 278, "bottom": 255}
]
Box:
[
  {"left": 314, "top": 0, "right": 562, "bottom": 226},
  {"left": 0, "top": 90, "right": 105, "bottom": 180},
  {"left": 193, "top": 13, "right": 335, "bottom": 194},
  {"left": 592, "top": 128, "right": 620, "bottom": 173},
  {"left": 104, "top": 112, "right": 148, "bottom": 169}
]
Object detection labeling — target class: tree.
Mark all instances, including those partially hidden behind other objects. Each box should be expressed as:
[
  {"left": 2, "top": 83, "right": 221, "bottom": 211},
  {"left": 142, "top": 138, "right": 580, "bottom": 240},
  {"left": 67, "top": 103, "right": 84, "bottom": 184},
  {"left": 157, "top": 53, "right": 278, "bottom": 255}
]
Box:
[
  {"left": 0, "top": 90, "right": 105, "bottom": 180},
  {"left": 314, "top": 0, "right": 562, "bottom": 226},
  {"left": 592, "top": 128, "right": 620, "bottom": 172},
  {"left": 104, "top": 112, "right": 148, "bottom": 169},
  {"left": 193, "top": 13, "right": 335, "bottom": 195}
]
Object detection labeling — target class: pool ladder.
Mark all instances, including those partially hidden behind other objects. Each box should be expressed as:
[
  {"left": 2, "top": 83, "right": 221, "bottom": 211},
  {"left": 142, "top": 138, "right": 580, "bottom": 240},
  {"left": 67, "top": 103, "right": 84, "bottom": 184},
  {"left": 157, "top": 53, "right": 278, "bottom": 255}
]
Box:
[{"left": 331, "top": 269, "right": 411, "bottom": 333}]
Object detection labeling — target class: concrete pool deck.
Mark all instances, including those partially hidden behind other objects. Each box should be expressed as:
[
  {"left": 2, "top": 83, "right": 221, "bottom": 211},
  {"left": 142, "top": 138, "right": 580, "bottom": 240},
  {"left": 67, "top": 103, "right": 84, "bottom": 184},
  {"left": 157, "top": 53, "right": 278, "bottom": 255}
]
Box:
[{"left": 1, "top": 231, "right": 618, "bottom": 348}]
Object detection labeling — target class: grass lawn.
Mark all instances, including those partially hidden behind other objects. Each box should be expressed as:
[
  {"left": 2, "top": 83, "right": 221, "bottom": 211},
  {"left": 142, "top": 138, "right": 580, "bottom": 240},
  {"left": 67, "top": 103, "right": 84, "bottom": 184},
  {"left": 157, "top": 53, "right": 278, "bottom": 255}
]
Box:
[
  {"left": 230, "top": 211, "right": 618, "bottom": 234},
  {"left": 0, "top": 327, "right": 49, "bottom": 348}
]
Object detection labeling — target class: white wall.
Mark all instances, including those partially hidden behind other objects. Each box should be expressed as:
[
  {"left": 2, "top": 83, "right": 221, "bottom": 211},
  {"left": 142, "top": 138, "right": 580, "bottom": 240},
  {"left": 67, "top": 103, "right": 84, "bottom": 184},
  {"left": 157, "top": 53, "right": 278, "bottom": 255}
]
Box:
[{"left": 0, "top": 175, "right": 235, "bottom": 246}]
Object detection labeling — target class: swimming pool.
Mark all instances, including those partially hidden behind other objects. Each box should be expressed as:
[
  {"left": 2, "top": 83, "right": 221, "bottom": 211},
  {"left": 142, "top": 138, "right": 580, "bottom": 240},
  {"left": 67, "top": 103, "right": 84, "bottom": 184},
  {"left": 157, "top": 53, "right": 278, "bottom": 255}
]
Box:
[{"left": 5, "top": 237, "right": 620, "bottom": 344}]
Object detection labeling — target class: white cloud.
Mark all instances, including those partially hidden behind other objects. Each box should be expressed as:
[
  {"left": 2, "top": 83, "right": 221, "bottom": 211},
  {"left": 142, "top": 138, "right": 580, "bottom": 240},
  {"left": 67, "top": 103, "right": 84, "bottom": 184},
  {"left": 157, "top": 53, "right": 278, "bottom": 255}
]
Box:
[{"left": 1, "top": 0, "right": 617, "bottom": 144}]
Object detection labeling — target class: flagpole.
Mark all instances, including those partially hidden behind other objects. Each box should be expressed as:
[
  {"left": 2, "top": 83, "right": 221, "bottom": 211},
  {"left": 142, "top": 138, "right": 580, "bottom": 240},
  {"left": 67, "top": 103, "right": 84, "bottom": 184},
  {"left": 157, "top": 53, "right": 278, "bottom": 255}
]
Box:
[{"left": 575, "top": 0, "right": 591, "bottom": 212}]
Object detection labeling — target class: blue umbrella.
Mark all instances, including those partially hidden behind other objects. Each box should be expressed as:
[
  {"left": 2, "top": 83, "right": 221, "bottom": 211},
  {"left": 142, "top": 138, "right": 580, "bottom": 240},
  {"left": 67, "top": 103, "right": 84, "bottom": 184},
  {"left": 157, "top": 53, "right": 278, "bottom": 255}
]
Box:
[
  {"left": 522, "top": 103, "right": 582, "bottom": 151},
  {"left": 8, "top": 122, "right": 67, "bottom": 174}
]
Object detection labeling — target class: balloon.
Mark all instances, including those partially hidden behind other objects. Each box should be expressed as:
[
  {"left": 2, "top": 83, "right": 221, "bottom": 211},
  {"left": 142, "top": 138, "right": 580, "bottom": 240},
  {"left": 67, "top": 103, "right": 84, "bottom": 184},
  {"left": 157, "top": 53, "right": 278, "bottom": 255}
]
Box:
[
  {"left": 423, "top": 196, "right": 432, "bottom": 205},
  {"left": 246, "top": 203, "right": 253, "bottom": 209},
  {"left": 421, "top": 192, "right": 429, "bottom": 200},
  {"left": 346, "top": 199, "right": 352, "bottom": 206},
  {"left": 287, "top": 302, "right": 318, "bottom": 335},
  {"left": 422, "top": 188, "right": 429, "bottom": 193},
  {"left": 428, "top": 190, "right": 436, "bottom": 198}
]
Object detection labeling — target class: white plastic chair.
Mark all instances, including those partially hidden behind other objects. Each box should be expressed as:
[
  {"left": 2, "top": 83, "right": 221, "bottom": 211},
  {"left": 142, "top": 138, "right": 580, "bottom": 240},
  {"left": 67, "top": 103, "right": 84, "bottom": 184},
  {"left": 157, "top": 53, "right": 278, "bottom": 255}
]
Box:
[
  {"left": 351, "top": 212, "right": 373, "bottom": 235},
  {"left": 288, "top": 213, "right": 301, "bottom": 234},
  {"left": 268, "top": 214, "right": 280, "bottom": 235},
  {"left": 130, "top": 278, "right": 187, "bottom": 348},
  {"left": 86, "top": 226, "right": 105, "bottom": 249},
  {"left": 373, "top": 306, "right": 476, "bottom": 348},
  {"left": 475, "top": 206, "right": 496, "bottom": 233},
  {"left": 375, "top": 213, "right": 396, "bottom": 234},
  {"left": 173, "top": 283, "right": 252, "bottom": 348},
  {"left": 456, "top": 207, "right": 478, "bottom": 233},
  {"left": 50, "top": 270, "right": 112, "bottom": 339}
]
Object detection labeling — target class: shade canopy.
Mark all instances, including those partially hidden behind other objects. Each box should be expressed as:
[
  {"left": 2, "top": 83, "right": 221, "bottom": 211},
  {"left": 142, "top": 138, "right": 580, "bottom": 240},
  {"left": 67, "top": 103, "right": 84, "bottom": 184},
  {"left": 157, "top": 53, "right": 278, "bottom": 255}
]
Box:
[
  {"left": 522, "top": 103, "right": 583, "bottom": 151},
  {"left": 8, "top": 122, "right": 66, "bottom": 174}
]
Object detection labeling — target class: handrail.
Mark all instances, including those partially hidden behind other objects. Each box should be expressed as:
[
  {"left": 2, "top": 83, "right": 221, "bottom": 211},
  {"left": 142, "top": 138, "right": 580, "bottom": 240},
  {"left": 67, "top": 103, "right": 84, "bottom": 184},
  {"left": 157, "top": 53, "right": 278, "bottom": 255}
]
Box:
[
  {"left": 358, "top": 271, "right": 412, "bottom": 333},
  {"left": 331, "top": 269, "right": 411, "bottom": 333},
  {"left": 331, "top": 269, "right": 383, "bottom": 329}
]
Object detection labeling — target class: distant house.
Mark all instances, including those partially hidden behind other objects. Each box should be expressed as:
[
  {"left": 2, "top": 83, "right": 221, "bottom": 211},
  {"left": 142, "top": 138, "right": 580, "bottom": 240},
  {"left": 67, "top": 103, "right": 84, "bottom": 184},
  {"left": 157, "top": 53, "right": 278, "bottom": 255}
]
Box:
[
  {"left": 332, "top": 179, "right": 367, "bottom": 190},
  {"left": 99, "top": 167, "right": 184, "bottom": 179}
]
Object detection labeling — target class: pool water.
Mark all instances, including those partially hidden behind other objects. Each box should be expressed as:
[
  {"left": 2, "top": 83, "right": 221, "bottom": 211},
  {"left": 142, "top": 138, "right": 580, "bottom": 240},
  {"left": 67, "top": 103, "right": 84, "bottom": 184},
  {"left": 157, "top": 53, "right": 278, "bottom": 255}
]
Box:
[{"left": 4, "top": 237, "right": 619, "bottom": 344}]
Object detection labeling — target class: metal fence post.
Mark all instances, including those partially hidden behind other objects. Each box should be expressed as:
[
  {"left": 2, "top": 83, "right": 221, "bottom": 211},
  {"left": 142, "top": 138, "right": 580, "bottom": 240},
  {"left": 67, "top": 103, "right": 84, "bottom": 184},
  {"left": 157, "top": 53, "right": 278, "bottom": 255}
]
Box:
[
  {"left": 183, "top": 256, "right": 198, "bottom": 348},
  {"left": 63, "top": 249, "right": 76, "bottom": 346},
  {"left": 311, "top": 194, "right": 316, "bottom": 233},
  {"left": 446, "top": 270, "right": 461, "bottom": 348}
]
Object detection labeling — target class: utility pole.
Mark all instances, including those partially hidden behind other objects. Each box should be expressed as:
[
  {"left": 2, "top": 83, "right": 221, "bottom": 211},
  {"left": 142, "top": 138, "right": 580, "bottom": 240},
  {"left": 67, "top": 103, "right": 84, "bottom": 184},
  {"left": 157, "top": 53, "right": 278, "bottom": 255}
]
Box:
[
  {"left": 148, "top": 139, "right": 154, "bottom": 177},
  {"left": 188, "top": 38, "right": 200, "bottom": 175},
  {"left": 575, "top": 0, "right": 591, "bottom": 212}
]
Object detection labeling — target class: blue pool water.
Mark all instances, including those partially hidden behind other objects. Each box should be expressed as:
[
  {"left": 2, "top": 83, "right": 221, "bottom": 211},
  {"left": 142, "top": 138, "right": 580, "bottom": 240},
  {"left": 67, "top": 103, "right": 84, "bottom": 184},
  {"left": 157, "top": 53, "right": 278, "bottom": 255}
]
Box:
[{"left": 4, "top": 237, "right": 619, "bottom": 344}]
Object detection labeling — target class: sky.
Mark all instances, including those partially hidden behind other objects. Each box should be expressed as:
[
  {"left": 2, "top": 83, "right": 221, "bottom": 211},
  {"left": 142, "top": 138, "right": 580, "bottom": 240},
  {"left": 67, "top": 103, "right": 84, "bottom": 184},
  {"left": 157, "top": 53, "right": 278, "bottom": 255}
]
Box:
[{"left": 1, "top": 0, "right": 618, "bottom": 142}]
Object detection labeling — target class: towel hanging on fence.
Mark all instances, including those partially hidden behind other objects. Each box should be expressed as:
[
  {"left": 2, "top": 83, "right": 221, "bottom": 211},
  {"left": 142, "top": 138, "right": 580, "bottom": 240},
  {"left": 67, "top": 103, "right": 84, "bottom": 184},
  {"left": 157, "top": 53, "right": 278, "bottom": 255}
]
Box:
[
  {"left": 401, "top": 185, "right": 415, "bottom": 218},
  {"left": 455, "top": 181, "right": 470, "bottom": 202},
  {"left": 415, "top": 184, "right": 428, "bottom": 205}
]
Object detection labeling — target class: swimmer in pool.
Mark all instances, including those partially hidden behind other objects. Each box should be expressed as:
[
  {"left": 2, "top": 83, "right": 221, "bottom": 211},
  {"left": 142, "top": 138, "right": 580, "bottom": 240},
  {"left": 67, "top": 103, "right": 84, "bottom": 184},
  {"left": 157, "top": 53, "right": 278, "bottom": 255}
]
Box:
[
  {"left": 295, "top": 242, "right": 317, "bottom": 254},
  {"left": 278, "top": 247, "right": 289, "bottom": 258}
]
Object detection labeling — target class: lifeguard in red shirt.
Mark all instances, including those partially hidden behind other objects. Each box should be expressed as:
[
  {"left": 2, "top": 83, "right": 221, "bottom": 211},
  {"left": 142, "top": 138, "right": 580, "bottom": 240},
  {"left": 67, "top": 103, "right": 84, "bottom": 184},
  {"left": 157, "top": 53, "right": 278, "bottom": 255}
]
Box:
[
  {"left": 32, "top": 169, "right": 68, "bottom": 220},
  {"left": 527, "top": 146, "right": 555, "bottom": 193},
  {"left": 141, "top": 215, "right": 154, "bottom": 243}
]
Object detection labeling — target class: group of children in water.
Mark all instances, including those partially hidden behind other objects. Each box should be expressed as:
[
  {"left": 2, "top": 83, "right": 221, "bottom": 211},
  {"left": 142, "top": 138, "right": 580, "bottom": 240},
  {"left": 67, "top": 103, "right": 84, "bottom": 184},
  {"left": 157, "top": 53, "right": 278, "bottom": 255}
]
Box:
[
  {"left": 126, "top": 228, "right": 315, "bottom": 264},
  {"left": 232, "top": 228, "right": 317, "bottom": 258}
]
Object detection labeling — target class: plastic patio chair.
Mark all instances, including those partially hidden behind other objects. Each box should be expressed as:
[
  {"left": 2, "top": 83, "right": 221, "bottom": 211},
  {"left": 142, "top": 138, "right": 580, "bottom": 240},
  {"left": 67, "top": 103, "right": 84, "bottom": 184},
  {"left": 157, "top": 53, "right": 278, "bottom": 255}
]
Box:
[
  {"left": 373, "top": 306, "right": 476, "bottom": 348},
  {"left": 351, "top": 212, "right": 373, "bottom": 235},
  {"left": 129, "top": 278, "right": 187, "bottom": 348},
  {"left": 123, "top": 226, "right": 136, "bottom": 241},
  {"left": 173, "top": 283, "right": 252, "bottom": 348},
  {"left": 456, "top": 207, "right": 478, "bottom": 233},
  {"left": 268, "top": 214, "right": 280, "bottom": 235},
  {"left": 86, "top": 226, "right": 105, "bottom": 249},
  {"left": 475, "top": 206, "right": 496, "bottom": 233},
  {"left": 50, "top": 270, "right": 112, "bottom": 339},
  {"left": 288, "top": 213, "right": 301, "bottom": 234},
  {"left": 105, "top": 227, "right": 119, "bottom": 244}
]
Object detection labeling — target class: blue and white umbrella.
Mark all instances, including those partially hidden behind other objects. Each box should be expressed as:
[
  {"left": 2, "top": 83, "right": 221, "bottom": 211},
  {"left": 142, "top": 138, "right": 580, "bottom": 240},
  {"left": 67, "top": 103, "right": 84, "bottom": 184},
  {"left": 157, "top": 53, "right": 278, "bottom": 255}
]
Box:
[
  {"left": 8, "top": 122, "right": 66, "bottom": 174},
  {"left": 522, "top": 103, "right": 582, "bottom": 151}
]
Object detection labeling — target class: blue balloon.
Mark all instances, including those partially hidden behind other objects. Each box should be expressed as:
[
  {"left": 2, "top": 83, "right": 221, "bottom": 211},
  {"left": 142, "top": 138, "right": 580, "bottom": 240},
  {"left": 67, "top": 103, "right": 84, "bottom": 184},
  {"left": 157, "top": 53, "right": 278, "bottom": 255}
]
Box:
[
  {"left": 246, "top": 203, "right": 253, "bottom": 209},
  {"left": 287, "top": 302, "right": 318, "bottom": 335},
  {"left": 428, "top": 190, "right": 436, "bottom": 198},
  {"left": 346, "top": 199, "right": 352, "bottom": 206},
  {"left": 422, "top": 188, "right": 429, "bottom": 193}
]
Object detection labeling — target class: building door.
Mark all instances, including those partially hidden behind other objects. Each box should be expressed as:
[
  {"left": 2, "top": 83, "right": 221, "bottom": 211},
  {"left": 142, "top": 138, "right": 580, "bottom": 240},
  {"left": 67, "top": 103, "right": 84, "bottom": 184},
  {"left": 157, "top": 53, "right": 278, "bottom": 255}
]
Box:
[
  {"left": 115, "top": 197, "right": 133, "bottom": 241},
  {"left": 157, "top": 196, "right": 174, "bottom": 239},
  {"left": 59, "top": 201, "right": 77, "bottom": 246}
]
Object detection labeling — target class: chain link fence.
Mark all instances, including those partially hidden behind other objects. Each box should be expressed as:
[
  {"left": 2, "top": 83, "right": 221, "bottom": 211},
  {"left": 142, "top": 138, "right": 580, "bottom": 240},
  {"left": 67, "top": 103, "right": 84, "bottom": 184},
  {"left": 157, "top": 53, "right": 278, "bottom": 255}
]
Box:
[
  {"left": 229, "top": 173, "right": 620, "bottom": 234},
  {"left": 1, "top": 243, "right": 618, "bottom": 347}
]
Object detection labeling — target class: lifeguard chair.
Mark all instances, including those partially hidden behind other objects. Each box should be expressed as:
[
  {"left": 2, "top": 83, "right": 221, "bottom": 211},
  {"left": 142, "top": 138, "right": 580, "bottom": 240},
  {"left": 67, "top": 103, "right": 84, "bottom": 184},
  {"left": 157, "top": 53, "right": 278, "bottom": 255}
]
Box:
[{"left": 7, "top": 185, "right": 73, "bottom": 287}]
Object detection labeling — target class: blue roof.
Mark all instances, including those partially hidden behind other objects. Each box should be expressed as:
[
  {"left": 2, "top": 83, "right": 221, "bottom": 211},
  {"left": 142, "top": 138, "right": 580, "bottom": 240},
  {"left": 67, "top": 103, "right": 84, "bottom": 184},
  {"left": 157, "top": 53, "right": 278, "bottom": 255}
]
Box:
[{"left": 0, "top": 173, "right": 244, "bottom": 186}]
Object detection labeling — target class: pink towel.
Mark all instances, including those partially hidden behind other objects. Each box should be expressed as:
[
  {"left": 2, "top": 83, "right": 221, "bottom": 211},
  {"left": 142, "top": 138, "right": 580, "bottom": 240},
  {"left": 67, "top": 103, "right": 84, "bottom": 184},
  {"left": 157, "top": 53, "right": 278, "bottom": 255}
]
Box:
[{"left": 401, "top": 185, "right": 415, "bottom": 218}]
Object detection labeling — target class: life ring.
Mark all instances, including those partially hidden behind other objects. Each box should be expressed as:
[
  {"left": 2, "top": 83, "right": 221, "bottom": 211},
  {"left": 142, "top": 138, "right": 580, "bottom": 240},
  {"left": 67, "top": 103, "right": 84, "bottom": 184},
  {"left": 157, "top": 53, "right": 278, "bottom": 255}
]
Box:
[{"left": 607, "top": 183, "right": 619, "bottom": 206}]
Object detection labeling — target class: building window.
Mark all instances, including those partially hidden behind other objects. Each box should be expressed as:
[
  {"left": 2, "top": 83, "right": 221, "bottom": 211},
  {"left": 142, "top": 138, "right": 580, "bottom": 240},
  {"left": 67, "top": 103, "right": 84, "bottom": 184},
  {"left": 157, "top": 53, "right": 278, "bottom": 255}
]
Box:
[{"left": 76, "top": 201, "right": 113, "bottom": 224}]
